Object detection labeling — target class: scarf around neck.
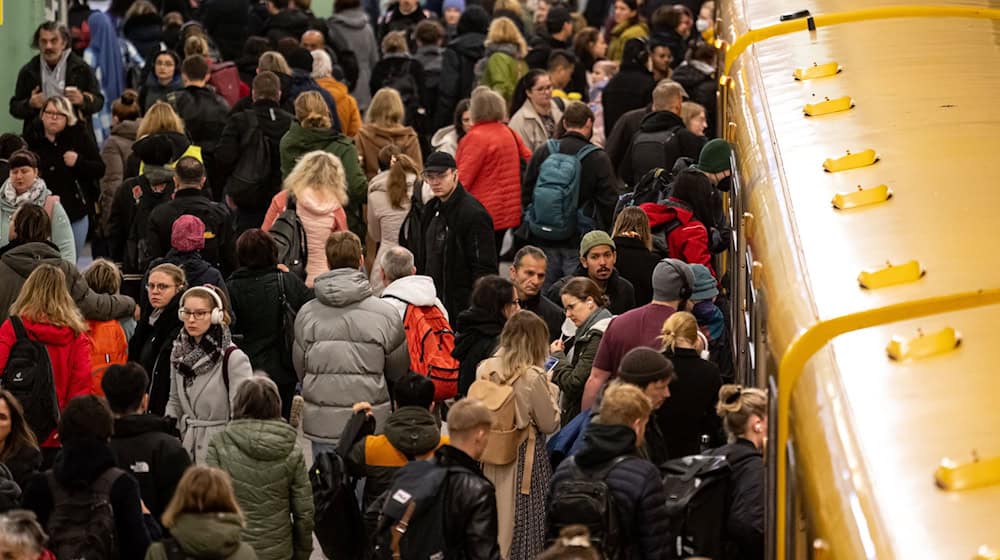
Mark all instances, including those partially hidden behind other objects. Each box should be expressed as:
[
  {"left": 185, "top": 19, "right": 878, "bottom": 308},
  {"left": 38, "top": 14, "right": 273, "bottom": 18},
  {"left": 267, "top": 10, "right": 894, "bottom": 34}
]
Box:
[
  {"left": 41, "top": 50, "right": 71, "bottom": 99},
  {"left": 170, "top": 324, "right": 233, "bottom": 387},
  {"left": 1, "top": 177, "right": 47, "bottom": 209}
]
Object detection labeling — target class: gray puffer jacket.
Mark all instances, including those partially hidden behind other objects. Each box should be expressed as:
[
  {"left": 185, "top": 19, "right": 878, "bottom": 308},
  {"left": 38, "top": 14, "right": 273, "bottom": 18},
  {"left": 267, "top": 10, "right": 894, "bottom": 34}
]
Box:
[{"left": 293, "top": 269, "right": 407, "bottom": 444}]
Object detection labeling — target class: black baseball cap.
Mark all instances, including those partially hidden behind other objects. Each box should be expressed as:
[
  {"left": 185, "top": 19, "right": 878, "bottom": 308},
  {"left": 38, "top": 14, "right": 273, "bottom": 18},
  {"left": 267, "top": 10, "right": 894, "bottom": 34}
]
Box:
[{"left": 424, "top": 151, "right": 457, "bottom": 172}]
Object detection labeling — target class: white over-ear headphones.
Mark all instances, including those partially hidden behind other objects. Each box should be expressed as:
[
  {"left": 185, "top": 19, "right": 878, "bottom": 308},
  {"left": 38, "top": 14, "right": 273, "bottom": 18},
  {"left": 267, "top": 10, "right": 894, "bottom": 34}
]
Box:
[
  {"left": 179, "top": 286, "right": 225, "bottom": 325},
  {"left": 696, "top": 330, "right": 710, "bottom": 361}
]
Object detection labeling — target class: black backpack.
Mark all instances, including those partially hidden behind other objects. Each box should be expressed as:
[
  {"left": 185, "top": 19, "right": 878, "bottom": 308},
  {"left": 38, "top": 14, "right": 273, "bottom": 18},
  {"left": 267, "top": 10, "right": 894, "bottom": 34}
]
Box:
[
  {"left": 47, "top": 467, "right": 126, "bottom": 560},
  {"left": 270, "top": 195, "right": 309, "bottom": 281},
  {"left": 661, "top": 454, "right": 732, "bottom": 559},
  {"left": 1, "top": 316, "right": 59, "bottom": 443},
  {"left": 225, "top": 112, "right": 277, "bottom": 209},
  {"left": 613, "top": 167, "right": 673, "bottom": 221},
  {"left": 312, "top": 450, "right": 367, "bottom": 560},
  {"left": 546, "top": 455, "right": 634, "bottom": 559},
  {"left": 125, "top": 176, "right": 173, "bottom": 273},
  {"left": 629, "top": 124, "right": 684, "bottom": 183},
  {"left": 382, "top": 59, "right": 424, "bottom": 128},
  {"left": 398, "top": 183, "right": 426, "bottom": 272},
  {"left": 373, "top": 458, "right": 452, "bottom": 560}
]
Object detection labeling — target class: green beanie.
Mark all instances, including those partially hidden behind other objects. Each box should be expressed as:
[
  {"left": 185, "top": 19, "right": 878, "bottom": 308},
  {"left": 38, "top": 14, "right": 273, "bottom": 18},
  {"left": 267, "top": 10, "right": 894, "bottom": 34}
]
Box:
[{"left": 694, "top": 139, "right": 733, "bottom": 174}]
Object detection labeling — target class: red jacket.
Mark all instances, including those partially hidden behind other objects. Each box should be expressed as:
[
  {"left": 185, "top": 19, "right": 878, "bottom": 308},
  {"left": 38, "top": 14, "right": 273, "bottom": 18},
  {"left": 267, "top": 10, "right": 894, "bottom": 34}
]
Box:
[
  {"left": 456, "top": 121, "right": 533, "bottom": 230},
  {"left": 640, "top": 199, "right": 716, "bottom": 278},
  {"left": 0, "top": 318, "right": 92, "bottom": 447}
]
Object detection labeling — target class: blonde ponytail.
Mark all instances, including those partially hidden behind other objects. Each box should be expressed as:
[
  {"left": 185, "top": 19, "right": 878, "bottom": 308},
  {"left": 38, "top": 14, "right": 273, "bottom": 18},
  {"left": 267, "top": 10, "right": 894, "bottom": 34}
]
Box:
[{"left": 659, "top": 311, "right": 699, "bottom": 352}]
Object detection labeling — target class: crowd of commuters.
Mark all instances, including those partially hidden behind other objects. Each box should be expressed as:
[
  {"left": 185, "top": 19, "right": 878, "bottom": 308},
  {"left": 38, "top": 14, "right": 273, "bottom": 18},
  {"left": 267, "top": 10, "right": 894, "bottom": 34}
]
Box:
[{"left": 0, "top": 0, "right": 764, "bottom": 558}]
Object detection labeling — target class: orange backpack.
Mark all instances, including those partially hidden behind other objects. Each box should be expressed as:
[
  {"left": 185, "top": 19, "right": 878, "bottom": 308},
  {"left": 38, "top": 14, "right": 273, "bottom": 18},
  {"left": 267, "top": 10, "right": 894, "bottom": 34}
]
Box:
[
  {"left": 87, "top": 320, "right": 128, "bottom": 397},
  {"left": 387, "top": 297, "right": 460, "bottom": 402}
]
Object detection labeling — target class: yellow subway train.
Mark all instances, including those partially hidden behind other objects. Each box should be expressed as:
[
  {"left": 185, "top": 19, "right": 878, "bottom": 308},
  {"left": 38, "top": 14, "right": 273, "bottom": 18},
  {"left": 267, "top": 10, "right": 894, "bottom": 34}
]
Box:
[{"left": 715, "top": 1, "right": 1000, "bottom": 558}]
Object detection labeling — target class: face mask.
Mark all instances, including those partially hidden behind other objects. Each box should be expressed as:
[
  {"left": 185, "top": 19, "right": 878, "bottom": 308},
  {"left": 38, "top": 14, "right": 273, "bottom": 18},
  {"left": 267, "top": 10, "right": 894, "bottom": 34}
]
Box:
[{"left": 696, "top": 18, "right": 710, "bottom": 33}]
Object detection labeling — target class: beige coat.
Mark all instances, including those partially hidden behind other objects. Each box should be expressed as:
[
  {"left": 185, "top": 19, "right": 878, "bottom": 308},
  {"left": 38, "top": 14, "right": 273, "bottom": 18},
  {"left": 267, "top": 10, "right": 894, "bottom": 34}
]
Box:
[
  {"left": 476, "top": 356, "right": 560, "bottom": 558},
  {"left": 508, "top": 100, "right": 564, "bottom": 154},
  {"left": 366, "top": 172, "right": 433, "bottom": 294}
]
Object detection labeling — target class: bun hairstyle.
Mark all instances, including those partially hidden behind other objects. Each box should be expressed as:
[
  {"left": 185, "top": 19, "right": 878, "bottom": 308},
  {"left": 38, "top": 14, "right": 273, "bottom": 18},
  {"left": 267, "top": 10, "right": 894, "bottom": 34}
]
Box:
[
  {"left": 112, "top": 89, "right": 141, "bottom": 121},
  {"left": 716, "top": 384, "right": 768, "bottom": 440},
  {"left": 659, "top": 311, "right": 699, "bottom": 352},
  {"left": 560, "top": 276, "right": 609, "bottom": 308},
  {"left": 294, "top": 90, "right": 332, "bottom": 129},
  {"left": 536, "top": 525, "right": 601, "bottom": 560}
]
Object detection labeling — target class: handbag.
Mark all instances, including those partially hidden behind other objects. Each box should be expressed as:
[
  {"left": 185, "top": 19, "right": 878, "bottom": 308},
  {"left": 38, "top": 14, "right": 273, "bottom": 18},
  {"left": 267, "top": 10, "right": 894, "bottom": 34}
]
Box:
[{"left": 276, "top": 272, "right": 297, "bottom": 368}]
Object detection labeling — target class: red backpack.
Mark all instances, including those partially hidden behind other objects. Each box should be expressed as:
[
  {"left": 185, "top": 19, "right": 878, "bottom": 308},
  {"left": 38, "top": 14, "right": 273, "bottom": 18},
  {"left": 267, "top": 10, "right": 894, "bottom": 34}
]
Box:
[
  {"left": 209, "top": 61, "right": 242, "bottom": 107},
  {"left": 389, "top": 298, "right": 460, "bottom": 401}
]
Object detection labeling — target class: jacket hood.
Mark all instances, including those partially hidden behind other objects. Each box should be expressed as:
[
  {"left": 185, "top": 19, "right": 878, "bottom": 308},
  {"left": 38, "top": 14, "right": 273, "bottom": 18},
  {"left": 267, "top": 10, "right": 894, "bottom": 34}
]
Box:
[
  {"left": 219, "top": 419, "right": 297, "bottom": 462},
  {"left": 0, "top": 178, "right": 52, "bottom": 213},
  {"left": 639, "top": 110, "right": 685, "bottom": 132},
  {"left": 639, "top": 199, "right": 694, "bottom": 228},
  {"left": 314, "top": 268, "right": 373, "bottom": 307},
  {"left": 575, "top": 422, "right": 640, "bottom": 468},
  {"left": 53, "top": 438, "right": 118, "bottom": 488},
  {"left": 1, "top": 241, "right": 61, "bottom": 278},
  {"left": 384, "top": 406, "right": 441, "bottom": 457},
  {"left": 578, "top": 307, "right": 613, "bottom": 336},
  {"left": 170, "top": 512, "right": 246, "bottom": 558},
  {"left": 295, "top": 188, "right": 344, "bottom": 220},
  {"left": 358, "top": 123, "right": 417, "bottom": 144},
  {"left": 110, "top": 119, "right": 140, "bottom": 141},
  {"left": 484, "top": 42, "right": 520, "bottom": 59},
  {"left": 457, "top": 6, "right": 490, "bottom": 35},
  {"left": 132, "top": 131, "right": 190, "bottom": 164},
  {"left": 431, "top": 125, "right": 458, "bottom": 147},
  {"left": 164, "top": 250, "right": 214, "bottom": 278},
  {"left": 449, "top": 31, "right": 487, "bottom": 57},
  {"left": 284, "top": 122, "right": 343, "bottom": 152},
  {"left": 381, "top": 275, "right": 440, "bottom": 307},
  {"left": 269, "top": 9, "right": 309, "bottom": 29},
  {"left": 113, "top": 414, "right": 179, "bottom": 439},
  {"left": 453, "top": 307, "right": 504, "bottom": 359},
  {"left": 17, "top": 318, "right": 80, "bottom": 346},
  {"left": 330, "top": 7, "right": 370, "bottom": 28}
]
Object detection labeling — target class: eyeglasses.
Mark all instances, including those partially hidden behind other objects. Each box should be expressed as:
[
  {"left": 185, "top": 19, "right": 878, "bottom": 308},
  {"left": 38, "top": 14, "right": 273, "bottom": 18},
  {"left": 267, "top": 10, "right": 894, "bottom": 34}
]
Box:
[
  {"left": 42, "top": 110, "right": 66, "bottom": 119},
  {"left": 179, "top": 309, "right": 211, "bottom": 320},
  {"left": 155, "top": 60, "right": 175, "bottom": 67},
  {"left": 422, "top": 170, "right": 451, "bottom": 182},
  {"left": 146, "top": 282, "right": 176, "bottom": 292},
  {"left": 531, "top": 85, "right": 553, "bottom": 93}
]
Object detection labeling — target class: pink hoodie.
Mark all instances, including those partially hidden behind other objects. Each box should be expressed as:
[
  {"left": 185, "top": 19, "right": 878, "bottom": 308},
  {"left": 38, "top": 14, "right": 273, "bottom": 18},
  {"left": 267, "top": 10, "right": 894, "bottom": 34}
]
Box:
[{"left": 263, "top": 190, "right": 348, "bottom": 287}]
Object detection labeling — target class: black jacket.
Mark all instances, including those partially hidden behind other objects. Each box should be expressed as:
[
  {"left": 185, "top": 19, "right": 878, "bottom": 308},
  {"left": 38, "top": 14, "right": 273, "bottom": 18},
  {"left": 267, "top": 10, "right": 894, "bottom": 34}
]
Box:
[
  {"left": 215, "top": 99, "right": 294, "bottom": 209},
  {"left": 525, "top": 35, "right": 569, "bottom": 70},
  {"left": 108, "top": 169, "right": 177, "bottom": 272},
  {"left": 10, "top": 53, "right": 104, "bottom": 136},
  {"left": 166, "top": 85, "right": 230, "bottom": 154},
  {"left": 658, "top": 347, "right": 724, "bottom": 459},
  {"left": 618, "top": 110, "right": 706, "bottom": 187},
  {"left": 435, "top": 445, "right": 502, "bottom": 560},
  {"left": 109, "top": 414, "right": 191, "bottom": 521},
  {"left": 145, "top": 250, "right": 229, "bottom": 310},
  {"left": 264, "top": 9, "right": 311, "bottom": 44},
  {"left": 546, "top": 266, "right": 636, "bottom": 316},
  {"left": 435, "top": 30, "right": 486, "bottom": 130},
  {"left": 146, "top": 188, "right": 237, "bottom": 275},
  {"left": 200, "top": 0, "right": 251, "bottom": 61},
  {"left": 226, "top": 267, "right": 313, "bottom": 385},
  {"left": 377, "top": 3, "right": 428, "bottom": 41},
  {"left": 522, "top": 292, "right": 565, "bottom": 342},
  {"left": 230, "top": 71, "right": 296, "bottom": 116},
  {"left": 1, "top": 445, "right": 41, "bottom": 491},
  {"left": 671, "top": 62, "right": 717, "bottom": 135},
  {"left": 606, "top": 106, "right": 649, "bottom": 176},
  {"left": 612, "top": 235, "right": 659, "bottom": 306},
  {"left": 129, "top": 293, "right": 183, "bottom": 416},
  {"left": 452, "top": 306, "right": 504, "bottom": 396},
  {"left": 651, "top": 29, "right": 689, "bottom": 70},
  {"left": 23, "top": 120, "right": 105, "bottom": 221},
  {"left": 411, "top": 184, "right": 497, "bottom": 319},
  {"left": 369, "top": 56, "right": 426, "bottom": 127},
  {"left": 123, "top": 13, "right": 165, "bottom": 60},
  {"left": 549, "top": 422, "right": 669, "bottom": 560},
  {"left": 602, "top": 67, "right": 655, "bottom": 137},
  {"left": 22, "top": 439, "right": 155, "bottom": 558},
  {"left": 715, "top": 438, "right": 765, "bottom": 560},
  {"left": 522, "top": 131, "right": 619, "bottom": 247}
]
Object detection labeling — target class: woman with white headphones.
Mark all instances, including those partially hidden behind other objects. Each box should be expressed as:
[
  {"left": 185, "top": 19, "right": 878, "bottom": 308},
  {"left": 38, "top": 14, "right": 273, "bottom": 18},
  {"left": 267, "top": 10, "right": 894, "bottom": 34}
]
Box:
[
  {"left": 166, "top": 284, "right": 253, "bottom": 464},
  {"left": 657, "top": 310, "right": 726, "bottom": 460}
]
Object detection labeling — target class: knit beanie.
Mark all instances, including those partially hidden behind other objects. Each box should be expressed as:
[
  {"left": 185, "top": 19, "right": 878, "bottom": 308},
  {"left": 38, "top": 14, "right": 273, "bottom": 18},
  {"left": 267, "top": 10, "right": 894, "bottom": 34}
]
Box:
[
  {"left": 171, "top": 215, "right": 206, "bottom": 252},
  {"left": 443, "top": 0, "right": 465, "bottom": 12},
  {"left": 618, "top": 347, "right": 674, "bottom": 386},
  {"left": 579, "top": 230, "right": 615, "bottom": 258},
  {"left": 651, "top": 258, "right": 694, "bottom": 302},
  {"left": 693, "top": 139, "right": 733, "bottom": 174}
]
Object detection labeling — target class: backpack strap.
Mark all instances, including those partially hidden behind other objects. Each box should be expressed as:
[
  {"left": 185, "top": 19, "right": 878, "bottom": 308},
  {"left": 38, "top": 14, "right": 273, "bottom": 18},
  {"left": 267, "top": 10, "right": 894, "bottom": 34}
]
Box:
[
  {"left": 546, "top": 139, "right": 560, "bottom": 155},
  {"left": 221, "top": 345, "right": 237, "bottom": 396},
  {"left": 574, "top": 143, "right": 600, "bottom": 162},
  {"left": 9, "top": 316, "right": 29, "bottom": 341},
  {"left": 92, "top": 467, "right": 126, "bottom": 496},
  {"left": 390, "top": 501, "right": 417, "bottom": 559}
]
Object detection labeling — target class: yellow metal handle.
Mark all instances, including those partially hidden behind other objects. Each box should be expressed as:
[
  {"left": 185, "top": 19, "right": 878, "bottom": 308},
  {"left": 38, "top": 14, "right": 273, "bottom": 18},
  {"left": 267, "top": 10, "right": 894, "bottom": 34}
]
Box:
[{"left": 935, "top": 453, "right": 1000, "bottom": 492}]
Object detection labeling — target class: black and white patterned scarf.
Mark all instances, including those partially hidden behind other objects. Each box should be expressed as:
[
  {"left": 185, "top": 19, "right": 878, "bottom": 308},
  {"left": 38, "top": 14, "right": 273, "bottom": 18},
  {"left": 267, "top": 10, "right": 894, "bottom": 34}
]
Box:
[{"left": 170, "top": 324, "right": 232, "bottom": 387}]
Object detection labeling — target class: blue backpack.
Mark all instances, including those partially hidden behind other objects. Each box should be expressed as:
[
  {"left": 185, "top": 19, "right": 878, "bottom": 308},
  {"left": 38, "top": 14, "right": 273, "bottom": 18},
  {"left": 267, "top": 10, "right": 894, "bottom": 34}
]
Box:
[{"left": 526, "top": 140, "right": 600, "bottom": 241}]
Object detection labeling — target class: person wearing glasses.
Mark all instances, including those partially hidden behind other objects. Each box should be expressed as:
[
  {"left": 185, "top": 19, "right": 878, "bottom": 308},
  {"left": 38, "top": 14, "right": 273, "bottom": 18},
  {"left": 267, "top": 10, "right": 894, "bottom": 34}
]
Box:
[
  {"left": 167, "top": 284, "right": 252, "bottom": 464},
  {"left": 509, "top": 69, "right": 564, "bottom": 154},
  {"left": 399, "top": 150, "right": 497, "bottom": 320},
  {"left": 129, "top": 263, "right": 187, "bottom": 416}
]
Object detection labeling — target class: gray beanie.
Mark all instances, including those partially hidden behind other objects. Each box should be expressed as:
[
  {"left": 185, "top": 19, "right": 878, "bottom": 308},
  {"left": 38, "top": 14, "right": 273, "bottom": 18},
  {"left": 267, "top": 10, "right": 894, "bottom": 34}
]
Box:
[{"left": 652, "top": 259, "right": 695, "bottom": 302}]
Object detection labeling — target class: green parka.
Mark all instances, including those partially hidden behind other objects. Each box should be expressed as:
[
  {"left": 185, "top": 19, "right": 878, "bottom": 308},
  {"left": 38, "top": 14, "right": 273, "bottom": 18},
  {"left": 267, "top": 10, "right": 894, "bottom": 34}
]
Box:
[
  {"left": 551, "top": 308, "right": 614, "bottom": 424},
  {"left": 206, "top": 420, "right": 314, "bottom": 560},
  {"left": 144, "top": 513, "right": 257, "bottom": 560},
  {"left": 481, "top": 44, "right": 527, "bottom": 106},
  {"left": 278, "top": 122, "right": 369, "bottom": 241}
]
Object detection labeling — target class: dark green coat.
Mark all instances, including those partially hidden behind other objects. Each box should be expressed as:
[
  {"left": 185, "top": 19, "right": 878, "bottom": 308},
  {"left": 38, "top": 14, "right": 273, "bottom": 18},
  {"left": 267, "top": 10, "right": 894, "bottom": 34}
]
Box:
[
  {"left": 206, "top": 420, "right": 314, "bottom": 560},
  {"left": 551, "top": 308, "right": 614, "bottom": 424},
  {"left": 278, "top": 122, "right": 368, "bottom": 240},
  {"left": 144, "top": 513, "right": 257, "bottom": 560}
]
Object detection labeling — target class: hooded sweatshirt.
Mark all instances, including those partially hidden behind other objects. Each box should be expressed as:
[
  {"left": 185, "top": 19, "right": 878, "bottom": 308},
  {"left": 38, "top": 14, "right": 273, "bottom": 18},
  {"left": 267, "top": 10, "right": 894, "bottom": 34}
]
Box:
[
  {"left": 206, "top": 419, "right": 314, "bottom": 560},
  {"left": 346, "top": 406, "right": 447, "bottom": 507},
  {"left": 0, "top": 177, "right": 76, "bottom": 263},
  {"left": 328, "top": 7, "right": 380, "bottom": 109},
  {"left": 381, "top": 274, "right": 449, "bottom": 320},
  {"left": 145, "top": 513, "right": 256, "bottom": 560},
  {"left": 452, "top": 306, "right": 505, "bottom": 396}
]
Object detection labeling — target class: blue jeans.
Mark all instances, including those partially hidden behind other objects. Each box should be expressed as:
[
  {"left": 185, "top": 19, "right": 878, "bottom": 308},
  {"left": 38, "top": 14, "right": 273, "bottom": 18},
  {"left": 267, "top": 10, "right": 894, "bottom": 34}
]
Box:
[
  {"left": 542, "top": 246, "right": 581, "bottom": 292},
  {"left": 70, "top": 216, "right": 89, "bottom": 259}
]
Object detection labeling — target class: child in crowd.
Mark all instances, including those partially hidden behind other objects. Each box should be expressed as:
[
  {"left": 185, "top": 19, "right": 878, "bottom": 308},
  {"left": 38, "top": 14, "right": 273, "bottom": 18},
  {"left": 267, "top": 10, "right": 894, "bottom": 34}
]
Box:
[
  {"left": 588, "top": 60, "right": 619, "bottom": 147},
  {"left": 83, "top": 259, "right": 133, "bottom": 397}
]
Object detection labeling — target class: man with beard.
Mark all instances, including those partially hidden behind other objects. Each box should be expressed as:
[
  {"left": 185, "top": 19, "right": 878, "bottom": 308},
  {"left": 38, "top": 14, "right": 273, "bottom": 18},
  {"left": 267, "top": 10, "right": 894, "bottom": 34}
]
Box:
[
  {"left": 10, "top": 22, "right": 104, "bottom": 138},
  {"left": 546, "top": 231, "right": 636, "bottom": 316},
  {"left": 508, "top": 246, "right": 564, "bottom": 341}
]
